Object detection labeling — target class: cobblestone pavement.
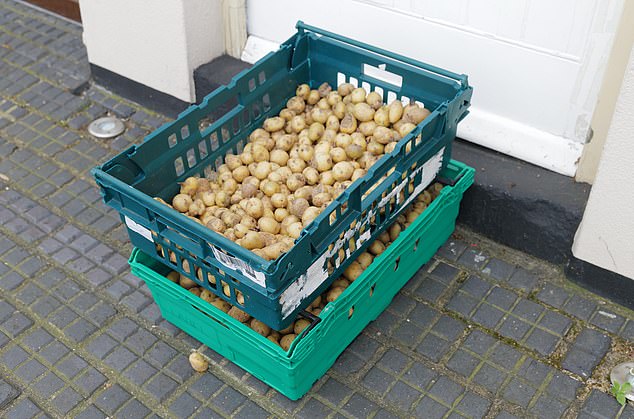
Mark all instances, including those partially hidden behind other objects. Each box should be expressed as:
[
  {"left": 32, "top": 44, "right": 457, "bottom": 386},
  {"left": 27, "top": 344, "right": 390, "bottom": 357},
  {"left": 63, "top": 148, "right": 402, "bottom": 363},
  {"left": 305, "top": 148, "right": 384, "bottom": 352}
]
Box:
[{"left": 1, "top": 1, "right": 634, "bottom": 418}]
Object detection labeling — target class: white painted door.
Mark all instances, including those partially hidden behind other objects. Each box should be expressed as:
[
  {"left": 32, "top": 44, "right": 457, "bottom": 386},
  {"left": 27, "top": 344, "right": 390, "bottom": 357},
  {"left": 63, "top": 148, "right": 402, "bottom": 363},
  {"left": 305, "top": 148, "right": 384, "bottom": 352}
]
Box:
[{"left": 244, "top": 0, "right": 625, "bottom": 176}]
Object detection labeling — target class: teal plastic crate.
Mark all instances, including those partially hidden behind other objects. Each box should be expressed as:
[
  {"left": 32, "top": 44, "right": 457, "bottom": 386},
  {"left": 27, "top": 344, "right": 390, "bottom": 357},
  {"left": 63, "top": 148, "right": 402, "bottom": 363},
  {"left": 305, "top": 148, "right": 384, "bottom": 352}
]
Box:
[
  {"left": 94, "top": 21, "right": 472, "bottom": 330},
  {"left": 129, "top": 160, "right": 474, "bottom": 400}
]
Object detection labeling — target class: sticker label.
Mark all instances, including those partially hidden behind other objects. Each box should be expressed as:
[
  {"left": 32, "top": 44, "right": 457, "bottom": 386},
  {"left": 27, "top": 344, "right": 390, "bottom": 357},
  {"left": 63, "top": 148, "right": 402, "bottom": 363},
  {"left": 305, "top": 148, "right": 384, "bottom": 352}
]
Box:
[
  {"left": 210, "top": 244, "right": 267, "bottom": 288},
  {"left": 124, "top": 216, "right": 154, "bottom": 243},
  {"left": 279, "top": 147, "right": 445, "bottom": 318}
]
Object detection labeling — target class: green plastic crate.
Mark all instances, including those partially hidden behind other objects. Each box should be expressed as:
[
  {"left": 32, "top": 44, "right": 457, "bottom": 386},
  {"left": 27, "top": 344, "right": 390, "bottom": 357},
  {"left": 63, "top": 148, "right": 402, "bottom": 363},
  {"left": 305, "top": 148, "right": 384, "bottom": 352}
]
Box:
[
  {"left": 95, "top": 21, "right": 473, "bottom": 330},
  {"left": 128, "top": 159, "right": 474, "bottom": 400}
]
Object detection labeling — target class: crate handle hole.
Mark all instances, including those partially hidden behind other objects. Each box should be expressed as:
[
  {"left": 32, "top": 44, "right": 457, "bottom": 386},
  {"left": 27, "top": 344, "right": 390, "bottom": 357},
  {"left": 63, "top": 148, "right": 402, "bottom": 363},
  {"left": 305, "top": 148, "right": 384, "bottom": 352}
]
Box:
[
  {"left": 369, "top": 284, "right": 375, "bottom": 297},
  {"left": 414, "top": 239, "right": 419, "bottom": 252},
  {"left": 348, "top": 305, "right": 355, "bottom": 319},
  {"left": 394, "top": 257, "right": 400, "bottom": 271},
  {"left": 192, "top": 305, "right": 229, "bottom": 329},
  {"left": 363, "top": 63, "right": 403, "bottom": 88}
]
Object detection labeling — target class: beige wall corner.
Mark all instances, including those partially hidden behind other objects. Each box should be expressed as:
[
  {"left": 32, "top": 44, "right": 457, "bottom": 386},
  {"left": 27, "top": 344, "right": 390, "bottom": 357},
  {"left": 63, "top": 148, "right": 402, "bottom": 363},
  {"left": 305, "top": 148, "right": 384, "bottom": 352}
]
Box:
[
  {"left": 573, "top": 42, "right": 634, "bottom": 280},
  {"left": 576, "top": 0, "right": 634, "bottom": 183},
  {"left": 79, "top": 0, "right": 224, "bottom": 103},
  {"left": 223, "top": 0, "right": 247, "bottom": 59}
]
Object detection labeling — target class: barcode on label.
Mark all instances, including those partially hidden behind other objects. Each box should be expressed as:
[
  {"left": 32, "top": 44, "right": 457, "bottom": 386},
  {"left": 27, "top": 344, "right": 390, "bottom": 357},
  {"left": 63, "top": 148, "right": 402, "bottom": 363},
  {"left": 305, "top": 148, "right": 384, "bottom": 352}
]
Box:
[{"left": 210, "top": 245, "right": 266, "bottom": 288}]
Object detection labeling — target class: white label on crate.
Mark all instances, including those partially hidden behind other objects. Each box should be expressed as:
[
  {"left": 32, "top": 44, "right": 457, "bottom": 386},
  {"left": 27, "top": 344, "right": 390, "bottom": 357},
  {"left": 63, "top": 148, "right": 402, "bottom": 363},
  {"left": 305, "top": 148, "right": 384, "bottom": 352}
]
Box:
[
  {"left": 210, "top": 244, "right": 267, "bottom": 288},
  {"left": 278, "top": 147, "right": 444, "bottom": 318},
  {"left": 280, "top": 252, "right": 329, "bottom": 318},
  {"left": 124, "top": 216, "right": 154, "bottom": 243}
]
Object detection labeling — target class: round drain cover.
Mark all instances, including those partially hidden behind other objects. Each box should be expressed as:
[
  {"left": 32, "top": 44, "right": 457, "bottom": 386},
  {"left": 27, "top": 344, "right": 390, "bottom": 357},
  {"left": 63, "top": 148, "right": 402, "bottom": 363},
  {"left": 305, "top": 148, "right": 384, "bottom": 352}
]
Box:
[
  {"left": 610, "top": 361, "right": 634, "bottom": 401},
  {"left": 88, "top": 116, "right": 125, "bottom": 139}
]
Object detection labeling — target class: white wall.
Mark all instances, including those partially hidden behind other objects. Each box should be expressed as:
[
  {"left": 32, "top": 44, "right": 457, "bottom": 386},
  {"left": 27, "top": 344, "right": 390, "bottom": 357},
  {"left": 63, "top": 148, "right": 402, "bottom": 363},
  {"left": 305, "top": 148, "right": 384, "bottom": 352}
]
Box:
[
  {"left": 79, "top": 0, "right": 224, "bottom": 103},
  {"left": 573, "top": 44, "right": 634, "bottom": 279},
  {"left": 245, "top": 0, "right": 624, "bottom": 176}
]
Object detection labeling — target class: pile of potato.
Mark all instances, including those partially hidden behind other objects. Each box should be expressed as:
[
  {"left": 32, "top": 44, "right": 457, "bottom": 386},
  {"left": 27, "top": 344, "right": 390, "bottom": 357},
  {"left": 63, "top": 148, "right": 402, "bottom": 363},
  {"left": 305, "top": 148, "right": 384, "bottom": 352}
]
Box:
[
  {"left": 172, "top": 181, "right": 444, "bottom": 353},
  {"left": 155, "top": 82, "right": 431, "bottom": 262}
]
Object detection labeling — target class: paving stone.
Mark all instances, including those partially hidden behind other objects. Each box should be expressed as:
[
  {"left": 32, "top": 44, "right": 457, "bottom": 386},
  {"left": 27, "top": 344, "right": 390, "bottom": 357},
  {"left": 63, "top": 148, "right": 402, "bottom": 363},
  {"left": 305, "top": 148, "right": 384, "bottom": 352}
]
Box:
[
  {"left": 166, "top": 355, "right": 196, "bottom": 383},
  {"left": 75, "top": 405, "right": 107, "bottom": 419},
  {"left": 538, "top": 310, "right": 572, "bottom": 336},
  {"left": 563, "top": 297, "right": 598, "bottom": 321},
  {"left": 428, "top": 376, "right": 464, "bottom": 406},
  {"left": 52, "top": 387, "right": 82, "bottom": 415},
  {"left": 189, "top": 373, "right": 223, "bottom": 400},
  {"left": 15, "top": 358, "right": 47, "bottom": 383},
  {"left": 85, "top": 333, "right": 118, "bottom": 359},
  {"left": 590, "top": 309, "right": 626, "bottom": 334},
  {"left": 546, "top": 372, "right": 581, "bottom": 402},
  {"left": 104, "top": 345, "right": 138, "bottom": 370},
  {"left": 537, "top": 284, "right": 569, "bottom": 308},
  {"left": 107, "top": 317, "right": 139, "bottom": 341},
  {"left": 486, "top": 286, "right": 518, "bottom": 310},
  {"left": 32, "top": 371, "right": 64, "bottom": 398},
  {"left": 385, "top": 380, "right": 421, "bottom": 410},
  {"left": 65, "top": 318, "right": 97, "bottom": 342},
  {"left": 342, "top": 393, "right": 379, "bottom": 418},
  {"left": 501, "top": 377, "right": 537, "bottom": 408},
  {"left": 146, "top": 340, "right": 179, "bottom": 367},
  {"left": 472, "top": 304, "right": 505, "bottom": 329},
  {"left": 362, "top": 367, "right": 396, "bottom": 396},
  {"left": 473, "top": 363, "right": 507, "bottom": 393},
  {"left": 524, "top": 328, "right": 560, "bottom": 356},
  {"left": 297, "top": 398, "right": 332, "bottom": 419},
  {"left": 4, "top": 398, "right": 43, "bottom": 419},
  {"left": 581, "top": 389, "right": 621, "bottom": 418},
  {"left": 316, "top": 377, "right": 353, "bottom": 406},
  {"left": 414, "top": 396, "right": 449, "bottom": 419},
  {"left": 0, "top": 378, "right": 20, "bottom": 408},
  {"left": 212, "top": 386, "right": 246, "bottom": 414},
  {"left": 56, "top": 352, "right": 88, "bottom": 379},
  {"left": 75, "top": 368, "right": 107, "bottom": 396},
  {"left": 458, "top": 248, "right": 489, "bottom": 270},
  {"left": 1, "top": 311, "right": 33, "bottom": 337},
  {"left": 95, "top": 384, "right": 132, "bottom": 415},
  {"left": 447, "top": 349, "right": 481, "bottom": 378},
  {"left": 39, "top": 341, "right": 70, "bottom": 364},
  {"left": 118, "top": 399, "right": 152, "bottom": 419},
  {"left": 437, "top": 239, "right": 467, "bottom": 261},
  {"left": 575, "top": 328, "right": 612, "bottom": 356},
  {"left": 144, "top": 372, "right": 178, "bottom": 402},
  {"left": 455, "top": 391, "right": 491, "bottom": 418},
  {"left": 332, "top": 350, "right": 366, "bottom": 375},
  {"left": 236, "top": 400, "right": 270, "bottom": 418},
  {"left": 507, "top": 268, "right": 539, "bottom": 292}
]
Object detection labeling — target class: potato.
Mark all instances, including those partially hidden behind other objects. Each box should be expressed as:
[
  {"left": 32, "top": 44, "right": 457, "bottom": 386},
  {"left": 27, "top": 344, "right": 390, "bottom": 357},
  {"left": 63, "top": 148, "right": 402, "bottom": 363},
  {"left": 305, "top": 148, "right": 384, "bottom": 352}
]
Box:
[
  {"left": 242, "top": 231, "right": 264, "bottom": 250},
  {"left": 350, "top": 87, "right": 366, "bottom": 103},
  {"left": 263, "top": 117, "right": 285, "bottom": 132},
  {"left": 250, "top": 318, "right": 271, "bottom": 337},
  {"left": 289, "top": 197, "right": 309, "bottom": 218},
  {"left": 287, "top": 221, "right": 304, "bottom": 239},
  {"left": 343, "top": 261, "right": 364, "bottom": 282},
  {"left": 352, "top": 102, "right": 375, "bottom": 122},
  {"left": 338, "top": 83, "right": 355, "bottom": 96},
  {"left": 339, "top": 113, "right": 357, "bottom": 134},
  {"left": 211, "top": 299, "right": 231, "bottom": 313},
  {"left": 403, "top": 104, "right": 430, "bottom": 124},
  {"left": 388, "top": 99, "right": 404, "bottom": 123},
  {"left": 205, "top": 216, "right": 226, "bottom": 233},
  {"left": 332, "top": 161, "right": 354, "bottom": 182},
  {"left": 228, "top": 306, "right": 251, "bottom": 323},
  {"left": 280, "top": 334, "right": 296, "bottom": 351},
  {"left": 389, "top": 223, "right": 402, "bottom": 241},
  {"left": 330, "top": 147, "right": 348, "bottom": 163},
  {"left": 287, "top": 173, "right": 306, "bottom": 192},
  {"left": 302, "top": 206, "right": 321, "bottom": 226},
  {"left": 258, "top": 217, "right": 280, "bottom": 234},
  {"left": 326, "top": 287, "right": 345, "bottom": 302},
  {"left": 313, "top": 153, "right": 333, "bottom": 172},
  {"left": 307, "top": 89, "right": 320, "bottom": 105},
  {"left": 358, "top": 121, "right": 377, "bottom": 137},
  {"left": 397, "top": 122, "right": 417, "bottom": 137},
  {"left": 189, "top": 352, "right": 208, "bottom": 372},
  {"left": 369, "top": 240, "right": 386, "bottom": 255},
  {"left": 308, "top": 122, "right": 324, "bottom": 141},
  {"left": 366, "top": 91, "right": 382, "bottom": 109},
  {"left": 296, "top": 84, "right": 310, "bottom": 100},
  {"left": 179, "top": 274, "right": 196, "bottom": 289},
  {"left": 367, "top": 141, "right": 384, "bottom": 156},
  {"left": 173, "top": 194, "right": 193, "bottom": 212},
  {"left": 166, "top": 271, "right": 180, "bottom": 283},
  {"left": 373, "top": 126, "right": 394, "bottom": 145},
  {"left": 357, "top": 252, "right": 374, "bottom": 269},
  {"left": 333, "top": 101, "right": 346, "bottom": 119},
  {"left": 245, "top": 198, "right": 264, "bottom": 219},
  {"left": 287, "top": 96, "right": 305, "bottom": 113},
  {"left": 294, "top": 319, "right": 311, "bottom": 335}
]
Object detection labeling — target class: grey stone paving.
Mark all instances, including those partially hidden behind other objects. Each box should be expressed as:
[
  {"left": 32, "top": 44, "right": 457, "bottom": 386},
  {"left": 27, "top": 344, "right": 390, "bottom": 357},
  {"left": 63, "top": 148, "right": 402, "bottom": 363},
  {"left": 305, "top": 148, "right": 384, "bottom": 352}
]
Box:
[{"left": 0, "top": 1, "right": 634, "bottom": 417}]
